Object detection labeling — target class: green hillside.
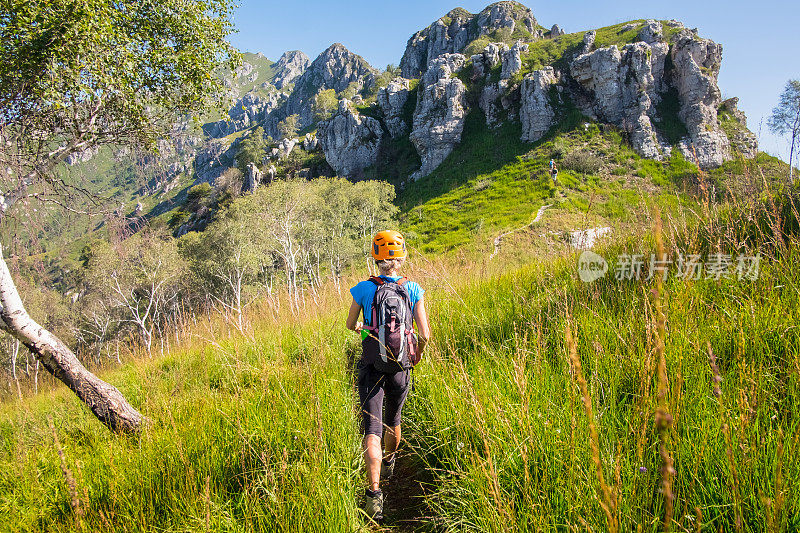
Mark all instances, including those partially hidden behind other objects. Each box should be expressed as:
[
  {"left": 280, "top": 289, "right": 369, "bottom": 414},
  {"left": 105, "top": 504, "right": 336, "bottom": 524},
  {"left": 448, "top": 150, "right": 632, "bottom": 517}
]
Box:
[{"left": 2, "top": 188, "right": 798, "bottom": 530}]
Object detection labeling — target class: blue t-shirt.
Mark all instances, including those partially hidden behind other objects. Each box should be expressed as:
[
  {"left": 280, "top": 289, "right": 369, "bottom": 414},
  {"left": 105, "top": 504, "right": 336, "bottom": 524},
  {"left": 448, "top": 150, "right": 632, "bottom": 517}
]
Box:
[{"left": 350, "top": 276, "right": 424, "bottom": 326}]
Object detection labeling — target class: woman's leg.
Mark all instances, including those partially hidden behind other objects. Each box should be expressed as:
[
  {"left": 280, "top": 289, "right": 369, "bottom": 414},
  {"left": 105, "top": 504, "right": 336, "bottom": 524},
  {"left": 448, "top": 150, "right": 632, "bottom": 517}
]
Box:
[
  {"left": 383, "top": 370, "right": 411, "bottom": 463},
  {"left": 363, "top": 434, "right": 382, "bottom": 491}
]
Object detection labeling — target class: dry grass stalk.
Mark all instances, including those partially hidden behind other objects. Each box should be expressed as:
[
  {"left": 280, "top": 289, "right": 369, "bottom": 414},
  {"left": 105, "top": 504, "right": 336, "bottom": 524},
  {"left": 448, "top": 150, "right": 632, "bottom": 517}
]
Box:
[
  {"left": 565, "top": 320, "right": 618, "bottom": 533},
  {"left": 204, "top": 475, "right": 211, "bottom": 531},
  {"left": 707, "top": 342, "right": 742, "bottom": 533},
  {"left": 652, "top": 213, "right": 675, "bottom": 532},
  {"left": 48, "top": 416, "right": 84, "bottom": 530}
]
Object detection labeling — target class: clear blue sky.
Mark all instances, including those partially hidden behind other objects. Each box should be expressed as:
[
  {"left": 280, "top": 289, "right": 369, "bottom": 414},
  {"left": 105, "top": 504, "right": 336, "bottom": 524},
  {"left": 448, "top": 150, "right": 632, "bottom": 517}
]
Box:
[{"left": 230, "top": 0, "right": 799, "bottom": 161}]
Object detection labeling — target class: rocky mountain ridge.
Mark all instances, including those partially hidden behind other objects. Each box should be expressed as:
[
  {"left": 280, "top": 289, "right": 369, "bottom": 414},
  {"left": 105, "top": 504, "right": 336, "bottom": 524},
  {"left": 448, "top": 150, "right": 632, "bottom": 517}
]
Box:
[{"left": 66, "top": 1, "right": 759, "bottom": 223}]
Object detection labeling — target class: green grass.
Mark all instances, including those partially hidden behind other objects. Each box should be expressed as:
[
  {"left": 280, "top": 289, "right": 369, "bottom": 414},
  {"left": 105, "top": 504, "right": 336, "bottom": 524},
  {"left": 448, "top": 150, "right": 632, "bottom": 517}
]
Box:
[
  {"left": 397, "top": 108, "right": 701, "bottom": 255},
  {"left": 408, "top": 241, "right": 800, "bottom": 531},
  {"left": 0, "top": 304, "right": 363, "bottom": 532},
  {"left": 2, "top": 200, "right": 799, "bottom": 530}
]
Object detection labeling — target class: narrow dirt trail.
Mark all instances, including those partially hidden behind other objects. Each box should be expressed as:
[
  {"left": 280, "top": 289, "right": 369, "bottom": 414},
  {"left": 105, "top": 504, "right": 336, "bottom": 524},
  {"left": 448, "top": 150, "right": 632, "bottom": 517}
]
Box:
[
  {"left": 490, "top": 203, "right": 552, "bottom": 259},
  {"left": 376, "top": 445, "right": 435, "bottom": 532}
]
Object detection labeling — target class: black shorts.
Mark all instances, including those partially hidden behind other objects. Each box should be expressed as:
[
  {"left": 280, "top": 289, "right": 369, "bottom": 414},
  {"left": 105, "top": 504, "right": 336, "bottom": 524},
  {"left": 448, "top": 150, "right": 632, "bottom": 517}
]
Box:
[{"left": 357, "top": 361, "right": 411, "bottom": 437}]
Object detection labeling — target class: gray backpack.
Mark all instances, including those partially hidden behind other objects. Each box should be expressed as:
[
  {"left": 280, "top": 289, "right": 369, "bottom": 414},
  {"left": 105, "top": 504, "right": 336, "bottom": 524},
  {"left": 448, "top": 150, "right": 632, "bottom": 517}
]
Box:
[{"left": 361, "top": 276, "right": 419, "bottom": 372}]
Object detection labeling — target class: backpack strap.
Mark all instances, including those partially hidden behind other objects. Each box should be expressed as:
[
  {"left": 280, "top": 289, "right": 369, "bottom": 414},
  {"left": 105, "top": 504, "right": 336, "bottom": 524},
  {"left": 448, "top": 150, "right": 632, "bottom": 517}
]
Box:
[{"left": 367, "top": 276, "right": 384, "bottom": 286}]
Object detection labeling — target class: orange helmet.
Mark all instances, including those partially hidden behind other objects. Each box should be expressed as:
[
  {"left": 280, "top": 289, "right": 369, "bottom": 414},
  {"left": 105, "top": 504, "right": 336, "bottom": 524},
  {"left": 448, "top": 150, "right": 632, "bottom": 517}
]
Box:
[{"left": 371, "top": 230, "right": 407, "bottom": 261}]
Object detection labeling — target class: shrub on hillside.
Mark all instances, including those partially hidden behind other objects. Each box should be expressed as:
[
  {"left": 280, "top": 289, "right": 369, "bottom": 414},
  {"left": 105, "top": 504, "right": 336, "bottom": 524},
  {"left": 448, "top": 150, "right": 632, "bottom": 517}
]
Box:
[
  {"left": 550, "top": 138, "right": 568, "bottom": 159},
  {"left": 562, "top": 150, "right": 603, "bottom": 174}
]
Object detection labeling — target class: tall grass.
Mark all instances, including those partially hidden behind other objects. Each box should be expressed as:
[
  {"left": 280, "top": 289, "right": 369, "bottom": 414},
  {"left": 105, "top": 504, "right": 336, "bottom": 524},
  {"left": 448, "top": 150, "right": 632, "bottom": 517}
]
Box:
[
  {"left": 1, "top": 192, "right": 799, "bottom": 531},
  {"left": 404, "top": 199, "right": 800, "bottom": 531}
]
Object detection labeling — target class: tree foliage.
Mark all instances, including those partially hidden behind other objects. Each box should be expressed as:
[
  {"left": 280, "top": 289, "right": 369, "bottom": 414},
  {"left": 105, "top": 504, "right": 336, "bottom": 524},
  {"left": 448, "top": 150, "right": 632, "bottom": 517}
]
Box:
[
  {"left": 178, "top": 177, "right": 397, "bottom": 316},
  {"left": 314, "top": 89, "right": 338, "bottom": 122},
  {"left": 235, "top": 127, "right": 269, "bottom": 173},
  {"left": 768, "top": 79, "right": 800, "bottom": 181},
  {"left": 0, "top": 0, "right": 238, "bottom": 432},
  {"left": 277, "top": 114, "right": 300, "bottom": 140},
  {"left": 0, "top": 0, "right": 240, "bottom": 221}
]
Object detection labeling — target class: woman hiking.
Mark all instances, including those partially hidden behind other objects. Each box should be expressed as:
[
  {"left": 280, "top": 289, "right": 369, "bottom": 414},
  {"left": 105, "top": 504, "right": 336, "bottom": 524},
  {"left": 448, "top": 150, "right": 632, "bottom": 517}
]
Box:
[{"left": 346, "top": 230, "right": 431, "bottom": 521}]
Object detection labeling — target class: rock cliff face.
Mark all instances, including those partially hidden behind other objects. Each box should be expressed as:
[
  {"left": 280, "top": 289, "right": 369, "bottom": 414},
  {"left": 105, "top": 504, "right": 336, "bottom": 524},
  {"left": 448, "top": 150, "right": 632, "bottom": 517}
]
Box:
[
  {"left": 669, "top": 31, "right": 730, "bottom": 167},
  {"left": 284, "top": 43, "right": 377, "bottom": 129},
  {"left": 185, "top": 4, "right": 758, "bottom": 193},
  {"left": 520, "top": 67, "right": 559, "bottom": 142},
  {"left": 377, "top": 78, "right": 412, "bottom": 138},
  {"left": 400, "top": 1, "right": 540, "bottom": 78},
  {"left": 272, "top": 50, "right": 311, "bottom": 89},
  {"left": 569, "top": 23, "right": 670, "bottom": 160},
  {"left": 204, "top": 91, "right": 287, "bottom": 138},
  {"left": 719, "top": 97, "right": 758, "bottom": 159},
  {"left": 317, "top": 100, "right": 383, "bottom": 178},
  {"left": 476, "top": 41, "right": 529, "bottom": 127},
  {"left": 409, "top": 54, "right": 468, "bottom": 180}
]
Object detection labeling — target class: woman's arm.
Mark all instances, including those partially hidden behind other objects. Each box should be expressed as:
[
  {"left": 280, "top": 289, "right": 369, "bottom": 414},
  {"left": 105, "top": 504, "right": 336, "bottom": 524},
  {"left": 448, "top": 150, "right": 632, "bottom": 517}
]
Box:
[
  {"left": 346, "top": 298, "right": 363, "bottom": 332},
  {"left": 413, "top": 297, "right": 431, "bottom": 356}
]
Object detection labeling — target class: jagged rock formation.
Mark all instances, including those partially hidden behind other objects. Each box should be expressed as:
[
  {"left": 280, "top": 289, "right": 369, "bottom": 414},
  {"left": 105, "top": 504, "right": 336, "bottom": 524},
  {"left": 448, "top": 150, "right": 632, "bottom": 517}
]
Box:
[
  {"left": 65, "top": 146, "right": 99, "bottom": 165},
  {"left": 475, "top": 41, "right": 528, "bottom": 127},
  {"left": 277, "top": 138, "right": 297, "bottom": 158},
  {"left": 317, "top": 99, "right": 383, "bottom": 178},
  {"left": 194, "top": 140, "right": 232, "bottom": 184},
  {"left": 284, "top": 43, "right": 377, "bottom": 129},
  {"left": 670, "top": 30, "right": 730, "bottom": 167},
  {"left": 272, "top": 50, "right": 310, "bottom": 89},
  {"left": 520, "top": 67, "right": 559, "bottom": 142},
  {"left": 302, "top": 133, "right": 319, "bottom": 151},
  {"left": 719, "top": 97, "right": 758, "bottom": 159},
  {"left": 243, "top": 162, "right": 262, "bottom": 193},
  {"left": 500, "top": 40, "right": 528, "bottom": 79},
  {"left": 377, "top": 78, "right": 412, "bottom": 138},
  {"left": 569, "top": 24, "right": 670, "bottom": 160},
  {"left": 400, "top": 1, "right": 541, "bottom": 78},
  {"left": 183, "top": 5, "right": 759, "bottom": 197},
  {"left": 410, "top": 54, "right": 468, "bottom": 180},
  {"left": 204, "top": 91, "right": 287, "bottom": 138}
]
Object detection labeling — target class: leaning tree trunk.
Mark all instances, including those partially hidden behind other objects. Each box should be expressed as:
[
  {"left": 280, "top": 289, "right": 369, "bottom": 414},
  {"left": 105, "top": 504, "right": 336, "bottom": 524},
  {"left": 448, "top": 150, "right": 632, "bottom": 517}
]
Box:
[{"left": 0, "top": 245, "right": 143, "bottom": 433}]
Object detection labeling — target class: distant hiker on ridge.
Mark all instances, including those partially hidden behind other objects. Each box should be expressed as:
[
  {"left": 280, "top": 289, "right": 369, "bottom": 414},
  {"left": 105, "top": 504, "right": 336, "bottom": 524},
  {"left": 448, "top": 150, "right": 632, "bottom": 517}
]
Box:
[{"left": 346, "top": 230, "right": 431, "bottom": 522}]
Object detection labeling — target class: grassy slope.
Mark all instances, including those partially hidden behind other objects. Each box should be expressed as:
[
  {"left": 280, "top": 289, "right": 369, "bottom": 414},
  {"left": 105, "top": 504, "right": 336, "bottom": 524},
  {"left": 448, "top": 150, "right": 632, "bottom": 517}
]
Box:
[
  {"left": 1, "top": 212, "right": 799, "bottom": 530},
  {"left": 397, "top": 109, "right": 705, "bottom": 256}
]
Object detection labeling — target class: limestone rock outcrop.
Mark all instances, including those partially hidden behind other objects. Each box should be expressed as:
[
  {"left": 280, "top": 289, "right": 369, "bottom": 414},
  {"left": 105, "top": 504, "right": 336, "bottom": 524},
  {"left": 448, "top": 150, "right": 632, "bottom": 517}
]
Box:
[
  {"left": 284, "top": 43, "right": 377, "bottom": 129},
  {"left": 203, "top": 90, "right": 286, "bottom": 138},
  {"left": 377, "top": 78, "right": 412, "bottom": 138},
  {"left": 400, "top": 2, "right": 540, "bottom": 78},
  {"left": 474, "top": 41, "right": 529, "bottom": 128},
  {"left": 278, "top": 138, "right": 297, "bottom": 159},
  {"left": 520, "top": 67, "right": 559, "bottom": 142},
  {"left": 471, "top": 42, "right": 506, "bottom": 78},
  {"left": 272, "top": 50, "right": 310, "bottom": 89},
  {"left": 719, "top": 97, "right": 758, "bottom": 159},
  {"left": 570, "top": 33, "right": 670, "bottom": 160},
  {"left": 670, "top": 31, "right": 731, "bottom": 167},
  {"left": 409, "top": 54, "right": 468, "bottom": 180},
  {"left": 317, "top": 99, "right": 383, "bottom": 178},
  {"left": 500, "top": 41, "right": 528, "bottom": 79},
  {"left": 243, "top": 162, "right": 262, "bottom": 193},
  {"left": 65, "top": 145, "right": 99, "bottom": 165},
  {"left": 302, "top": 133, "right": 319, "bottom": 151},
  {"left": 550, "top": 24, "right": 564, "bottom": 37}
]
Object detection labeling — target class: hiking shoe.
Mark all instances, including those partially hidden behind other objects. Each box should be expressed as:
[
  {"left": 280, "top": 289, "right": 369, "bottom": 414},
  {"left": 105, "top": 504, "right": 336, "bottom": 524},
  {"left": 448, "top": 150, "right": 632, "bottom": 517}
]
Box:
[
  {"left": 381, "top": 458, "right": 395, "bottom": 479},
  {"left": 364, "top": 489, "right": 383, "bottom": 521}
]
